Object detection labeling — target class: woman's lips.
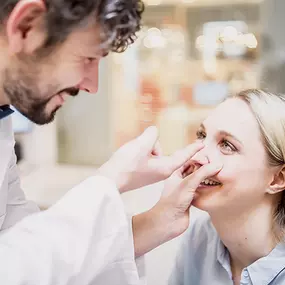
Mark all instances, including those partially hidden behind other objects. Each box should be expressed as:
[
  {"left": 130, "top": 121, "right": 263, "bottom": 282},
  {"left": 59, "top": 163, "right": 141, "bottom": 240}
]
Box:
[{"left": 198, "top": 177, "right": 222, "bottom": 189}]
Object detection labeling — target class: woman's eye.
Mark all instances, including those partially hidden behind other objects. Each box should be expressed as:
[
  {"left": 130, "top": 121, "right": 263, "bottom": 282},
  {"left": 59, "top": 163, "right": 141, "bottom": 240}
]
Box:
[
  {"left": 196, "top": 130, "right": 206, "bottom": 140},
  {"left": 220, "top": 139, "right": 237, "bottom": 153}
]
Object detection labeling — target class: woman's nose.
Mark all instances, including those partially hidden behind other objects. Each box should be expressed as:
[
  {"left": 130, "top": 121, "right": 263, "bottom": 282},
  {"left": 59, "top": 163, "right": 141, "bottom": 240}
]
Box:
[{"left": 190, "top": 150, "right": 209, "bottom": 168}]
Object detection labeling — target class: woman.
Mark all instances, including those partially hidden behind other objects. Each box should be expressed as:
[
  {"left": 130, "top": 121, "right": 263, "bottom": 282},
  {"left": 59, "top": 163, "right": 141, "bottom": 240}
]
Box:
[{"left": 168, "top": 89, "right": 285, "bottom": 285}]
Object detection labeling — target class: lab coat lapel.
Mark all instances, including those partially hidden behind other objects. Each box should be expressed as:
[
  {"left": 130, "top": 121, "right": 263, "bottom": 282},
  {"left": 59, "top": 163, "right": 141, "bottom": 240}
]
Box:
[{"left": 0, "top": 117, "right": 14, "bottom": 189}]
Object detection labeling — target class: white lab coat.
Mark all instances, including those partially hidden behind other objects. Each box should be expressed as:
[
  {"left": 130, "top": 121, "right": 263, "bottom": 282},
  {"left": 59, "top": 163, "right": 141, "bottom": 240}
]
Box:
[{"left": 0, "top": 116, "right": 145, "bottom": 285}]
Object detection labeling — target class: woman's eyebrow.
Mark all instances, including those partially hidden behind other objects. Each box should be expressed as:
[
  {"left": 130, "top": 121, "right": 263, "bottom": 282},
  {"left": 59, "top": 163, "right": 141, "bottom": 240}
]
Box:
[
  {"left": 218, "top": 130, "right": 243, "bottom": 145},
  {"left": 200, "top": 123, "right": 243, "bottom": 145}
]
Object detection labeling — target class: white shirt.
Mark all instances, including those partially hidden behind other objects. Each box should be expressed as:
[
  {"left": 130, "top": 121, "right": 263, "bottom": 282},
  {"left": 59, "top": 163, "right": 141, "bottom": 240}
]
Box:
[
  {"left": 169, "top": 208, "right": 285, "bottom": 285},
  {"left": 0, "top": 115, "right": 145, "bottom": 285}
]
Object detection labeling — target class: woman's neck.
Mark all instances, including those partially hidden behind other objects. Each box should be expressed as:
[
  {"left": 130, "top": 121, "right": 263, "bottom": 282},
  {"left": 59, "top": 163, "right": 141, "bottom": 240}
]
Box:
[{"left": 210, "top": 204, "right": 278, "bottom": 273}]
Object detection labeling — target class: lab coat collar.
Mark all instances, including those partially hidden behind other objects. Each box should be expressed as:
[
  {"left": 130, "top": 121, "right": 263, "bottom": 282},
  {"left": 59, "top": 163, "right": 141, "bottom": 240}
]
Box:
[{"left": 0, "top": 116, "right": 15, "bottom": 189}]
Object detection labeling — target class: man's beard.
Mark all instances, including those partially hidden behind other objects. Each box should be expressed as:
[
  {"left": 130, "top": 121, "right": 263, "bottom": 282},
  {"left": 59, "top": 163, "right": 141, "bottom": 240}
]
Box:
[{"left": 3, "top": 70, "right": 79, "bottom": 125}]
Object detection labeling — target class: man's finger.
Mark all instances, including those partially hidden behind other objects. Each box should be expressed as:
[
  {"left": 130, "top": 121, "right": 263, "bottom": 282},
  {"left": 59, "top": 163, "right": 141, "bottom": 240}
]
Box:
[
  {"left": 167, "top": 142, "right": 204, "bottom": 173},
  {"left": 148, "top": 142, "right": 204, "bottom": 178},
  {"left": 182, "top": 163, "right": 195, "bottom": 178},
  {"left": 152, "top": 141, "right": 163, "bottom": 156},
  {"left": 136, "top": 126, "right": 159, "bottom": 154},
  {"left": 183, "top": 162, "right": 223, "bottom": 192}
]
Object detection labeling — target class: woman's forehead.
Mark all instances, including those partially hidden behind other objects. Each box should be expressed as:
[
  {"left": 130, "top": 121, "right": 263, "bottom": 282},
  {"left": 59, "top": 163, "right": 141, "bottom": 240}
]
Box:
[{"left": 203, "top": 98, "right": 262, "bottom": 142}]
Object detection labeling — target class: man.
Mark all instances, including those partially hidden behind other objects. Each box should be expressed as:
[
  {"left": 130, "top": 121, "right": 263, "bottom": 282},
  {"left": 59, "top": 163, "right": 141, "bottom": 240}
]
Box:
[{"left": 0, "top": 0, "right": 219, "bottom": 284}]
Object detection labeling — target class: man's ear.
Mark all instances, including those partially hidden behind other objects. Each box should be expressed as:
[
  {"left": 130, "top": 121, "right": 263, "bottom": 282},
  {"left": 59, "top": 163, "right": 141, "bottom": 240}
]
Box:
[
  {"left": 267, "top": 165, "right": 285, "bottom": 195},
  {"left": 6, "top": 0, "right": 47, "bottom": 55}
]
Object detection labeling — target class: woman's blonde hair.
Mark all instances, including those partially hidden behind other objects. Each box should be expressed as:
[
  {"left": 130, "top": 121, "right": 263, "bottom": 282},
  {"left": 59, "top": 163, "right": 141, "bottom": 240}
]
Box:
[{"left": 233, "top": 89, "right": 285, "bottom": 240}]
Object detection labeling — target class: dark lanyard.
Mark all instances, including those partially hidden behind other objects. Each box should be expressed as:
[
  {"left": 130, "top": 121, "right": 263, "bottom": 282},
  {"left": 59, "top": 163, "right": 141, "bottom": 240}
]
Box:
[{"left": 0, "top": 105, "right": 14, "bottom": 120}]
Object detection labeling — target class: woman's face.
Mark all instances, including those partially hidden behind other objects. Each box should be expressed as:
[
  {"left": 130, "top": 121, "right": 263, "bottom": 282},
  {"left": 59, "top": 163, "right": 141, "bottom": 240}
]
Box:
[{"left": 191, "top": 98, "right": 276, "bottom": 215}]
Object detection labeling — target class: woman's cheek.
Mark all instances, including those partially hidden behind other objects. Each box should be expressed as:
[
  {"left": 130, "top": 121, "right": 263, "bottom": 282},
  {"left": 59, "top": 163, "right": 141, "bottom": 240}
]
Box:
[{"left": 215, "top": 161, "right": 236, "bottom": 184}]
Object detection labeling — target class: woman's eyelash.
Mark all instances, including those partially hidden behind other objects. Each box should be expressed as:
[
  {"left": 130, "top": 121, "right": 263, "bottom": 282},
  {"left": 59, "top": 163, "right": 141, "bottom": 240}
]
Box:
[
  {"left": 196, "top": 130, "right": 206, "bottom": 139},
  {"left": 220, "top": 140, "right": 237, "bottom": 152},
  {"left": 195, "top": 131, "right": 238, "bottom": 153}
]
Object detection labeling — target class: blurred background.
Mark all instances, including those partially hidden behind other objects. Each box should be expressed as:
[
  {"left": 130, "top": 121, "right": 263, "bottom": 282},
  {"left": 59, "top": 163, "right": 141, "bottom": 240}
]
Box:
[{"left": 13, "top": 0, "right": 285, "bottom": 284}]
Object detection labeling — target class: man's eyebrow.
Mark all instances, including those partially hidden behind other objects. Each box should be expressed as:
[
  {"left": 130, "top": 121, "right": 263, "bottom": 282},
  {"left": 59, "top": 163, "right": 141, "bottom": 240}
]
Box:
[{"left": 89, "top": 49, "right": 109, "bottom": 58}]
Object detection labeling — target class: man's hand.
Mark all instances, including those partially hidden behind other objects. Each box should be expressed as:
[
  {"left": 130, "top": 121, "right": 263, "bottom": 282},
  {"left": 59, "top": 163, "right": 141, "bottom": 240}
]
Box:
[
  {"left": 97, "top": 126, "right": 204, "bottom": 193},
  {"left": 133, "top": 161, "right": 223, "bottom": 257},
  {"left": 156, "top": 161, "right": 222, "bottom": 238}
]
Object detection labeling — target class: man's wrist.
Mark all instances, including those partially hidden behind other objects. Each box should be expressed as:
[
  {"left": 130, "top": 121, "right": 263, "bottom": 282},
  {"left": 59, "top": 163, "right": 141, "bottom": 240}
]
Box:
[
  {"left": 147, "top": 201, "right": 190, "bottom": 244},
  {"left": 148, "top": 203, "right": 181, "bottom": 242},
  {"left": 96, "top": 163, "right": 125, "bottom": 193}
]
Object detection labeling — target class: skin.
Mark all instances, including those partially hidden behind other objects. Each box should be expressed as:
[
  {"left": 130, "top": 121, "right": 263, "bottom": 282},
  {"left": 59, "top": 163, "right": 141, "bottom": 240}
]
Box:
[
  {"left": 0, "top": 0, "right": 103, "bottom": 124},
  {"left": 188, "top": 98, "right": 285, "bottom": 284},
  {"left": 3, "top": 3, "right": 285, "bottom": 280},
  {"left": 0, "top": 0, "right": 224, "bottom": 261}
]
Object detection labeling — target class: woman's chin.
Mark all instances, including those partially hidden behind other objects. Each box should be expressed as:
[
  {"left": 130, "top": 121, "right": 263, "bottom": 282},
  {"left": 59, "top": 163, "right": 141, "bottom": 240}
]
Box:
[
  {"left": 191, "top": 195, "right": 215, "bottom": 213},
  {"left": 191, "top": 184, "right": 225, "bottom": 212}
]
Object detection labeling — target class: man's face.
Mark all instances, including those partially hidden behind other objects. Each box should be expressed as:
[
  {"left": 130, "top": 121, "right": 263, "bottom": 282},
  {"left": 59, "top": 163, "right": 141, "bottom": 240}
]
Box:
[{"left": 4, "top": 11, "right": 104, "bottom": 124}]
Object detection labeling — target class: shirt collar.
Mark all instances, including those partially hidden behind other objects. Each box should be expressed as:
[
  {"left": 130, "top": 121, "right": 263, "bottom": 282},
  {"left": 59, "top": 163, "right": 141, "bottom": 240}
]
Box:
[
  {"left": 248, "top": 242, "right": 285, "bottom": 285},
  {"left": 0, "top": 105, "right": 14, "bottom": 120},
  {"left": 217, "top": 239, "right": 285, "bottom": 285},
  {"left": 217, "top": 240, "right": 232, "bottom": 278}
]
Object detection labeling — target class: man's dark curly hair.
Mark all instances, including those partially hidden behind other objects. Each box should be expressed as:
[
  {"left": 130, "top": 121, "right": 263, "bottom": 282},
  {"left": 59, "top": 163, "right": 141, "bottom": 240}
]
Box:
[{"left": 0, "top": 0, "right": 144, "bottom": 53}]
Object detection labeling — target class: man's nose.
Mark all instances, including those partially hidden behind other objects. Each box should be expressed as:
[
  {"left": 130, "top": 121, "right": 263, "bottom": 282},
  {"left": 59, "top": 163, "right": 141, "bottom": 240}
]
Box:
[{"left": 79, "top": 61, "right": 99, "bottom": 94}]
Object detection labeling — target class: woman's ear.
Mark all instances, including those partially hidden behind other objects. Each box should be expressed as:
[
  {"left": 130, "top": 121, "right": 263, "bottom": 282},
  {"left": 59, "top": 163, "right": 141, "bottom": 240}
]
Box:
[
  {"left": 267, "top": 165, "right": 285, "bottom": 195},
  {"left": 6, "top": 0, "right": 47, "bottom": 55}
]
